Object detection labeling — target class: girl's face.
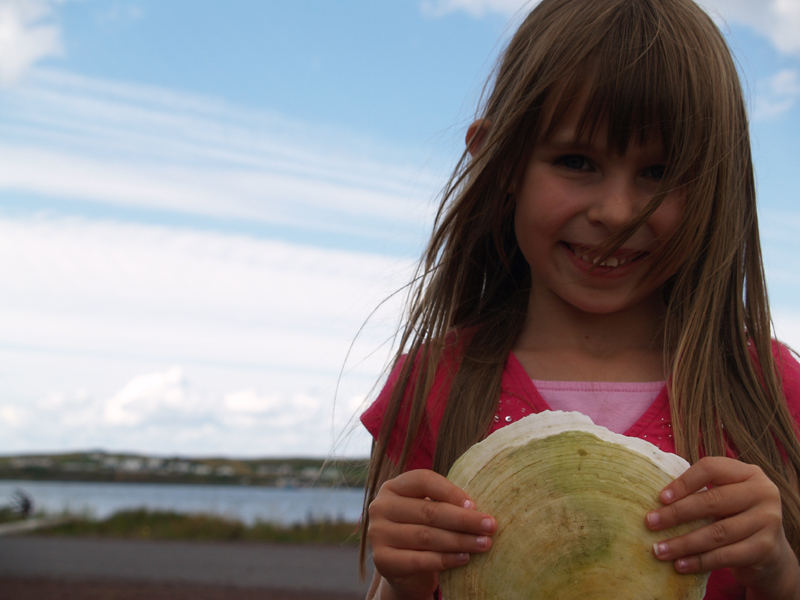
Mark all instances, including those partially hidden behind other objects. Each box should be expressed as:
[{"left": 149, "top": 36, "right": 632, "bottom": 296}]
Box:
[{"left": 514, "top": 106, "right": 686, "bottom": 317}]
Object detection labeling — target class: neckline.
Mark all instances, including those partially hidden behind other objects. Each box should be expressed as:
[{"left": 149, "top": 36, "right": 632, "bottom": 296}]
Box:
[
  {"left": 506, "top": 351, "right": 671, "bottom": 437},
  {"left": 532, "top": 379, "right": 666, "bottom": 391}
]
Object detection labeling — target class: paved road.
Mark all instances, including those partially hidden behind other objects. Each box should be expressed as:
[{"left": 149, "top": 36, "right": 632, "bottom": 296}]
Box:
[
  {"left": 0, "top": 536, "right": 373, "bottom": 596},
  {"left": 0, "top": 578, "right": 363, "bottom": 599}
]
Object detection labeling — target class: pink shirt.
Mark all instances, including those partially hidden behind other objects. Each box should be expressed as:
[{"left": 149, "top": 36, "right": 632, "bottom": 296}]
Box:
[
  {"left": 361, "top": 343, "right": 800, "bottom": 600},
  {"left": 532, "top": 379, "right": 665, "bottom": 434}
]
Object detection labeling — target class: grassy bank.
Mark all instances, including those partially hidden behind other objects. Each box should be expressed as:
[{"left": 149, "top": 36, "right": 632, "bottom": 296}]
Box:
[
  {"left": 0, "top": 507, "right": 22, "bottom": 525},
  {"left": 32, "top": 509, "right": 361, "bottom": 546}
]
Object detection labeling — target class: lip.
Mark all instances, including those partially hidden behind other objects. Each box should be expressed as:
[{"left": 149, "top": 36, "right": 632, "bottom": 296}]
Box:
[{"left": 560, "top": 242, "right": 648, "bottom": 278}]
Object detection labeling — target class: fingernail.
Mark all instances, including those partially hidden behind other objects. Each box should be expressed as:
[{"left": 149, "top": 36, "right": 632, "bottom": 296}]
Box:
[
  {"left": 676, "top": 559, "right": 689, "bottom": 572},
  {"left": 463, "top": 500, "right": 475, "bottom": 510},
  {"left": 476, "top": 536, "right": 488, "bottom": 549},
  {"left": 481, "top": 518, "right": 495, "bottom": 532},
  {"left": 457, "top": 553, "right": 470, "bottom": 564},
  {"left": 661, "top": 489, "right": 674, "bottom": 503},
  {"left": 646, "top": 511, "right": 660, "bottom": 526},
  {"left": 653, "top": 542, "right": 669, "bottom": 557}
]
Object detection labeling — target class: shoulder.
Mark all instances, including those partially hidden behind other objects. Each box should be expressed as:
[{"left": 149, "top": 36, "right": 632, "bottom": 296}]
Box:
[
  {"left": 361, "top": 335, "right": 465, "bottom": 423},
  {"left": 359, "top": 332, "right": 471, "bottom": 470},
  {"left": 772, "top": 341, "right": 800, "bottom": 418},
  {"left": 772, "top": 340, "right": 800, "bottom": 383}
]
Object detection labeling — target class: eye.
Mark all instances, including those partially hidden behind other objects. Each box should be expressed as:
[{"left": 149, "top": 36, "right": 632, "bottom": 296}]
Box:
[
  {"left": 642, "top": 165, "right": 666, "bottom": 181},
  {"left": 556, "top": 155, "right": 591, "bottom": 171}
]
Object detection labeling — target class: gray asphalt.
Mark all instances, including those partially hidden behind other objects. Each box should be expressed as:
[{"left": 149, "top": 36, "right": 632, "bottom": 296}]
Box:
[{"left": 0, "top": 536, "right": 373, "bottom": 595}]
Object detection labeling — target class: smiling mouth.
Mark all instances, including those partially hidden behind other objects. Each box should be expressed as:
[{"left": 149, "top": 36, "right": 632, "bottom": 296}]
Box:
[{"left": 563, "top": 243, "right": 648, "bottom": 268}]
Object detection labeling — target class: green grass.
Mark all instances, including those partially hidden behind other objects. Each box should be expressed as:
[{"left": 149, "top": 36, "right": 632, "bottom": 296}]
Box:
[
  {"left": 0, "top": 507, "right": 20, "bottom": 525},
  {"left": 36, "top": 508, "right": 361, "bottom": 546}
]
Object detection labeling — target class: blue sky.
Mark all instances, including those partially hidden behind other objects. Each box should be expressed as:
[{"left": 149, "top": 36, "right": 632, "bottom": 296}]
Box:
[{"left": 0, "top": 0, "right": 798, "bottom": 458}]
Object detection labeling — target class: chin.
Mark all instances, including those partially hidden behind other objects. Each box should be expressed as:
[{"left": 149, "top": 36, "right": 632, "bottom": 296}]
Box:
[{"left": 559, "top": 292, "right": 643, "bottom": 316}]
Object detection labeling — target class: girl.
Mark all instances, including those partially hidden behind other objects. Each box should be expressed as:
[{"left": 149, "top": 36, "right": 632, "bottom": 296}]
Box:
[{"left": 359, "top": 0, "right": 800, "bottom": 598}]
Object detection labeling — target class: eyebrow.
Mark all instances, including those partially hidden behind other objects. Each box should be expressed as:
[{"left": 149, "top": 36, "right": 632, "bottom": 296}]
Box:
[
  {"left": 541, "top": 138, "right": 599, "bottom": 153},
  {"left": 542, "top": 135, "right": 667, "bottom": 160}
]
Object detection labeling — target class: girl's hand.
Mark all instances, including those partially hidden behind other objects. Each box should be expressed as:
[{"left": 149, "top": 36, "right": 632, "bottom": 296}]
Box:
[
  {"left": 368, "top": 469, "right": 497, "bottom": 600},
  {"left": 645, "top": 456, "right": 800, "bottom": 599}
]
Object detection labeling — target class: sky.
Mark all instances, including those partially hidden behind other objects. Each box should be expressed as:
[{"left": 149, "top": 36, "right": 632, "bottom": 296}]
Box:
[{"left": 0, "top": 0, "right": 798, "bottom": 459}]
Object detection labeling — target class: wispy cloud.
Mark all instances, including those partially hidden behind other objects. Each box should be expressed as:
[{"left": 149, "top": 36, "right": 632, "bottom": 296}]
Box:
[
  {"left": 0, "top": 0, "right": 63, "bottom": 85},
  {"left": 96, "top": 2, "right": 142, "bottom": 24},
  {"left": 421, "top": 0, "right": 800, "bottom": 57},
  {"left": 753, "top": 69, "right": 800, "bottom": 120},
  {"left": 421, "top": 0, "right": 535, "bottom": 18},
  {"left": 703, "top": 0, "right": 800, "bottom": 55},
  {"left": 0, "top": 69, "right": 441, "bottom": 250}
]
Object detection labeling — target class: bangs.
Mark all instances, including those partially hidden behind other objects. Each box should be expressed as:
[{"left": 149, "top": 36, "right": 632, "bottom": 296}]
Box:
[{"left": 537, "top": 0, "right": 711, "bottom": 189}]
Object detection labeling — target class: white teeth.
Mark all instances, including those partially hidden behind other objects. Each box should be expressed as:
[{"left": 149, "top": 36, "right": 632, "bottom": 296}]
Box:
[
  {"left": 575, "top": 246, "right": 631, "bottom": 268},
  {"left": 589, "top": 256, "right": 623, "bottom": 267}
]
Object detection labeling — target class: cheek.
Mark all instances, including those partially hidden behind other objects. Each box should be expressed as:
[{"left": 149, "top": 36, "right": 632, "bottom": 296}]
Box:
[
  {"left": 514, "top": 199, "right": 550, "bottom": 242},
  {"left": 649, "top": 193, "right": 686, "bottom": 240},
  {"left": 513, "top": 205, "right": 533, "bottom": 254},
  {"left": 513, "top": 205, "right": 545, "bottom": 267}
]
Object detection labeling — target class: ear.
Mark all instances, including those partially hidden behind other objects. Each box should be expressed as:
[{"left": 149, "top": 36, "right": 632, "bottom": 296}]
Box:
[{"left": 466, "top": 119, "right": 491, "bottom": 157}]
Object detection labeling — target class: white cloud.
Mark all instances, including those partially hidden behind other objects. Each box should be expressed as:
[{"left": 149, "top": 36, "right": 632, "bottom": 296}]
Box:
[
  {"left": 223, "top": 390, "right": 280, "bottom": 415},
  {"left": 0, "top": 214, "right": 407, "bottom": 456},
  {"left": 702, "top": 0, "right": 800, "bottom": 55},
  {"left": 753, "top": 69, "right": 800, "bottom": 119},
  {"left": 102, "top": 368, "right": 305, "bottom": 432},
  {"left": 104, "top": 367, "right": 190, "bottom": 426},
  {"left": 0, "top": 405, "right": 27, "bottom": 427},
  {"left": 421, "top": 0, "right": 534, "bottom": 18},
  {"left": 0, "top": 0, "right": 63, "bottom": 85},
  {"left": 422, "top": 0, "right": 800, "bottom": 56},
  {"left": 9, "top": 364, "right": 374, "bottom": 456},
  {"left": 96, "top": 2, "right": 142, "bottom": 24},
  {"left": 0, "top": 215, "right": 411, "bottom": 371},
  {"left": 773, "top": 311, "right": 800, "bottom": 353}
]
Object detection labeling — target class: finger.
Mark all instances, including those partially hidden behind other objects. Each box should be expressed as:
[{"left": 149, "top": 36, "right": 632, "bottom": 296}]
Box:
[
  {"left": 646, "top": 480, "right": 758, "bottom": 530},
  {"left": 386, "top": 497, "right": 497, "bottom": 536},
  {"left": 664, "top": 535, "right": 774, "bottom": 575},
  {"left": 652, "top": 512, "right": 759, "bottom": 561},
  {"left": 375, "top": 546, "right": 472, "bottom": 577},
  {"left": 381, "top": 522, "right": 493, "bottom": 554},
  {"left": 657, "top": 457, "right": 761, "bottom": 505},
  {"left": 387, "top": 470, "right": 477, "bottom": 508}
]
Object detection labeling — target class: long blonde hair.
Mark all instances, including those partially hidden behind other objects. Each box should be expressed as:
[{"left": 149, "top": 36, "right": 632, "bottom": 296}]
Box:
[{"left": 360, "top": 0, "right": 800, "bottom": 573}]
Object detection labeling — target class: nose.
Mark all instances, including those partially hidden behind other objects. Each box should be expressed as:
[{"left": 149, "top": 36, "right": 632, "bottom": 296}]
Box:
[{"left": 586, "top": 177, "right": 639, "bottom": 230}]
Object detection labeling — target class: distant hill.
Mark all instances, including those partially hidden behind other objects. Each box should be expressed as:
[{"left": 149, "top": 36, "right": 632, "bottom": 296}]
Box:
[{"left": 0, "top": 452, "right": 368, "bottom": 488}]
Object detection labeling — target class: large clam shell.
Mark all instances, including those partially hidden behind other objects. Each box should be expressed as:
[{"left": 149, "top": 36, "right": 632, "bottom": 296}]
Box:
[{"left": 439, "top": 411, "right": 710, "bottom": 600}]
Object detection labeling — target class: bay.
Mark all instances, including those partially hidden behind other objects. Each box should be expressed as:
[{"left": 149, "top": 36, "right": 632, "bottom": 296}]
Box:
[{"left": 0, "top": 480, "right": 365, "bottom": 526}]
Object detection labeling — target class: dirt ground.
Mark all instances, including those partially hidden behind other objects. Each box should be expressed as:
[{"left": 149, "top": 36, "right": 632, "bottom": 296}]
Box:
[{"left": 0, "top": 578, "right": 363, "bottom": 600}]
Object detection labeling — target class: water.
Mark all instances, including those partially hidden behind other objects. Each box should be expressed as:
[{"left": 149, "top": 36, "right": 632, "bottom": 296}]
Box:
[{"left": 0, "top": 480, "right": 365, "bottom": 526}]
